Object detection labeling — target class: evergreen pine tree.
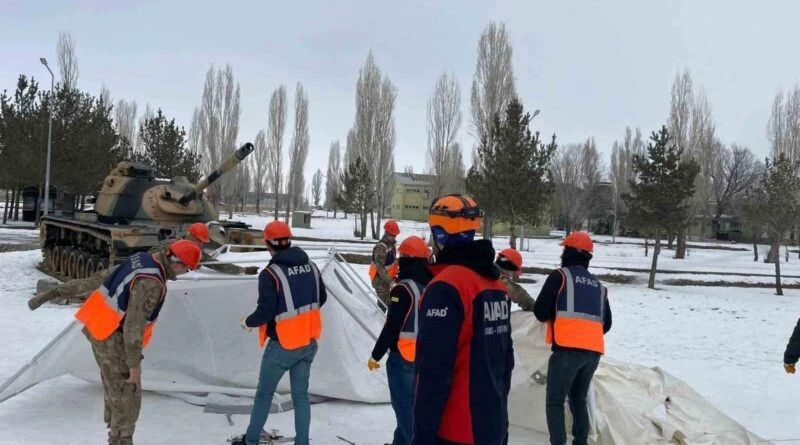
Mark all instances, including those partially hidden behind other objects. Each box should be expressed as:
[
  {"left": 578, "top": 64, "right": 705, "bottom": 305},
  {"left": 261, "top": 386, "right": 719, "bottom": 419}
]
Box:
[
  {"left": 624, "top": 125, "right": 699, "bottom": 289},
  {"left": 758, "top": 154, "right": 800, "bottom": 295},
  {"left": 135, "top": 109, "right": 201, "bottom": 182},
  {"left": 467, "top": 99, "right": 557, "bottom": 247},
  {"left": 336, "top": 157, "right": 374, "bottom": 240}
]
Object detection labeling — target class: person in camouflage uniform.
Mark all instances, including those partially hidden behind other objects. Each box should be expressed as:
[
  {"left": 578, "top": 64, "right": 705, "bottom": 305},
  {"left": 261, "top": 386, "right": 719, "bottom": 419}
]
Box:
[
  {"left": 29, "top": 242, "right": 201, "bottom": 445},
  {"left": 495, "top": 247, "right": 536, "bottom": 311},
  {"left": 370, "top": 220, "right": 400, "bottom": 311},
  {"left": 152, "top": 222, "right": 258, "bottom": 276}
]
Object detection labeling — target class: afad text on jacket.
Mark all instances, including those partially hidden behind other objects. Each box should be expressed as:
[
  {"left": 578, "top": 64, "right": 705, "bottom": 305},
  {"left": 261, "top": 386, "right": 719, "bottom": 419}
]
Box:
[{"left": 413, "top": 240, "right": 513, "bottom": 445}]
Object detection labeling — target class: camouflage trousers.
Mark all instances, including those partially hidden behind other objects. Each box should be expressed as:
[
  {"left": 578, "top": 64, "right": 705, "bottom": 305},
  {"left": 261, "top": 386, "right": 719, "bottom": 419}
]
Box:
[
  {"left": 85, "top": 329, "right": 141, "bottom": 445},
  {"left": 372, "top": 280, "right": 391, "bottom": 313}
]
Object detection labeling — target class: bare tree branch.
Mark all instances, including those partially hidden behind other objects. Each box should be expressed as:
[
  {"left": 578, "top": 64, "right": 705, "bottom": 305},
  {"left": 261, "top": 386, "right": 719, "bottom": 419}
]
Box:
[
  {"left": 267, "top": 85, "right": 288, "bottom": 220},
  {"left": 325, "top": 140, "right": 342, "bottom": 211},
  {"left": 252, "top": 129, "right": 268, "bottom": 213},
  {"left": 470, "top": 21, "right": 516, "bottom": 164},
  {"left": 610, "top": 126, "right": 645, "bottom": 217},
  {"left": 286, "top": 82, "right": 310, "bottom": 221},
  {"left": 552, "top": 138, "right": 600, "bottom": 233},
  {"left": 426, "top": 71, "right": 462, "bottom": 197},
  {"left": 668, "top": 68, "right": 693, "bottom": 154},
  {"left": 715, "top": 144, "right": 763, "bottom": 218},
  {"left": 196, "top": 64, "right": 241, "bottom": 211},
  {"left": 135, "top": 104, "right": 154, "bottom": 155},
  {"left": 767, "top": 85, "right": 800, "bottom": 165},
  {"left": 312, "top": 169, "right": 323, "bottom": 208},
  {"left": 99, "top": 84, "right": 111, "bottom": 106},
  {"left": 57, "top": 31, "right": 79, "bottom": 90},
  {"left": 115, "top": 99, "right": 139, "bottom": 154},
  {"left": 351, "top": 52, "right": 396, "bottom": 238}
]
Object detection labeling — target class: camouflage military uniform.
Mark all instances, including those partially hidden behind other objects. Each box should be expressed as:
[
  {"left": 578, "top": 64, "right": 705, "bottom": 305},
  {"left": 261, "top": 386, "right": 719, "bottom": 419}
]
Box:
[
  {"left": 501, "top": 275, "right": 536, "bottom": 312},
  {"left": 29, "top": 267, "right": 117, "bottom": 309},
  {"left": 371, "top": 236, "right": 396, "bottom": 310},
  {"left": 31, "top": 252, "right": 175, "bottom": 445}
]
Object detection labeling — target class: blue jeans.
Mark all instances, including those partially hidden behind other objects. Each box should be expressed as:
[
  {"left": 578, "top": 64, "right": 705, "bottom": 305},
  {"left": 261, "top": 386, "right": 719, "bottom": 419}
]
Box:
[
  {"left": 545, "top": 348, "right": 601, "bottom": 445},
  {"left": 387, "top": 350, "right": 415, "bottom": 445},
  {"left": 245, "top": 340, "right": 318, "bottom": 445}
]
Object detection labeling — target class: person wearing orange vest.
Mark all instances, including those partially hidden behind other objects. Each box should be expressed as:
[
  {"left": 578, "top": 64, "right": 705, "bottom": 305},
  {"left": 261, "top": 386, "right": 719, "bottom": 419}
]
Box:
[
  {"left": 65, "top": 240, "right": 200, "bottom": 445},
  {"left": 532, "top": 231, "right": 612, "bottom": 445},
  {"left": 370, "top": 220, "right": 400, "bottom": 312},
  {"left": 367, "top": 235, "right": 432, "bottom": 445},
  {"left": 233, "top": 221, "right": 327, "bottom": 445}
]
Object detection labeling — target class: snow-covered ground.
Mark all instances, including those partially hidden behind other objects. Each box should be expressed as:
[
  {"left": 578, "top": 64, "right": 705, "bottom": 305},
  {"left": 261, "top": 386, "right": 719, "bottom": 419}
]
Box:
[
  {"left": 0, "top": 227, "right": 38, "bottom": 245},
  {"left": 2, "top": 219, "right": 800, "bottom": 444}
]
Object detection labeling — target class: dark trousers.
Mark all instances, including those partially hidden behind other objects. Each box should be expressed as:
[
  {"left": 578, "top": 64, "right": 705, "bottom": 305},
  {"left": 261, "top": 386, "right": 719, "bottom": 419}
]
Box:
[
  {"left": 545, "top": 348, "right": 601, "bottom": 445},
  {"left": 387, "top": 351, "right": 415, "bottom": 445}
]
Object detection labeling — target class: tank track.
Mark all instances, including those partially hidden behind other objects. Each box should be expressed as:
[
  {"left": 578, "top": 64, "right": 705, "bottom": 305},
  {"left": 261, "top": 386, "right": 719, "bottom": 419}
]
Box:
[{"left": 40, "top": 217, "right": 115, "bottom": 282}]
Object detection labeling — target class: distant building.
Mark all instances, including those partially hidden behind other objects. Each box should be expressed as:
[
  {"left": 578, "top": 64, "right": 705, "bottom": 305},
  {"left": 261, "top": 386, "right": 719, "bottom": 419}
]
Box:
[
  {"left": 243, "top": 192, "right": 289, "bottom": 212},
  {"left": 389, "top": 172, "right": 438, "bottom": 221}
]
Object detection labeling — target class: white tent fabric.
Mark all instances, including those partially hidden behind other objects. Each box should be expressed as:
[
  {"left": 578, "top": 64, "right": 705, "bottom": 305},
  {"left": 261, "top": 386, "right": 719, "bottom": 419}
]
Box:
[
  {"left": 509, "top": 313, "right": 766, "bottom": 444},
  {"left": 0, "top": 247, "right": 767, "bottom": 444},
  {"left": 0, "top": 249, "right": 390, "bottom": 408}
]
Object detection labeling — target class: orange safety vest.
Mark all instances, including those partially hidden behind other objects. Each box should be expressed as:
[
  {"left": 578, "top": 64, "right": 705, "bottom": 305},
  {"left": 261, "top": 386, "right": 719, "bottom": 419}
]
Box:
[
  {"left": 74, "top": 253, "right": 166, "bottom": 350},
  {"left": 396, "top": 279, "right": 424, "bottom": 362},
  {"left": 545, "top": 266, "right": 606, "bottom": 354},
  {"left": 258, "top": 262, "right": 323, "bottom": 350},
  {"left": 369, "top": 241, "right": 398, "bottom": 281}
]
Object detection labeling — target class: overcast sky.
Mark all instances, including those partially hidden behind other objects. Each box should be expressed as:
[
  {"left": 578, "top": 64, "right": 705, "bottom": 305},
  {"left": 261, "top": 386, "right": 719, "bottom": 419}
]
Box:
[{"left": 2, "top": 0, "right": 799, "bottom": 193}]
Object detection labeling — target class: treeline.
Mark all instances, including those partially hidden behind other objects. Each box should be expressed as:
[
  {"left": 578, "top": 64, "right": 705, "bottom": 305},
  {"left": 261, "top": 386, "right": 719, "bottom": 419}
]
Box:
[{"left": 0, "top": 32, "right": 201, "bottom": 224}]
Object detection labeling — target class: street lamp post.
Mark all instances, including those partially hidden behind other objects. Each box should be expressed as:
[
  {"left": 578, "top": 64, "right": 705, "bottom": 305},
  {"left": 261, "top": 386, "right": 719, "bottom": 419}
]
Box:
[{"left": 40, "top": 57, "right": 54, "bottom": 219}]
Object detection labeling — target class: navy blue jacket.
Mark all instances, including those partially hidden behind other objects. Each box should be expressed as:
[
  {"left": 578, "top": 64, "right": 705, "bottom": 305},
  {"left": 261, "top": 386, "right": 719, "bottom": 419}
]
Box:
[
  {"left": 533, "top": 247, "right": 611, "bottom": 352},
  {"left": 244, "top": 246, "right": 327, "bottom": 343},
  {"left": 785, "top": 318, "right": 800, "bottom": 365},
  {"left": 413, "top": 240, "right": 513, "bottom": 445}
]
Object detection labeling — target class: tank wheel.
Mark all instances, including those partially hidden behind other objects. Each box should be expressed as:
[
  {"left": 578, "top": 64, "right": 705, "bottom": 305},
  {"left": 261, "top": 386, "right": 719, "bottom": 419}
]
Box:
[
  {"left": 50, "top": 246, "right": 62, "bottom": 273},
  {"left": 43, "top": 247, "right": 55, "bottom": 272},
  {"left": 59, "top": 248, "right": 73, "bottom": 276},
  {"left": 96, "top": 258, "right": 109, "bottom": 274},
  {"left": 86, "top": 255, "right": 99, "bottom": 277},
  {"left": 76, "top": 251, "right": 89, "bottom": 279},
  {"left": 68, "top": 250, "right": 81, "bottom": 279}
]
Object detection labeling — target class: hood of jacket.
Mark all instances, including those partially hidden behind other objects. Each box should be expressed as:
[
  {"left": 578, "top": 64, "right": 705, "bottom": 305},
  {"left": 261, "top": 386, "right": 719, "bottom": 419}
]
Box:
[
  {"left": 434, "top": 239, "right": 500, "bottom": 280},
  {"left": 269, "top": 246, "right": 310, "bottom": 267},
  {"left": 561, "top": 246, "right": 592, "bottom": 269},
  {"left": 398, "top": 257, "right": 434, "bottom": 285}
]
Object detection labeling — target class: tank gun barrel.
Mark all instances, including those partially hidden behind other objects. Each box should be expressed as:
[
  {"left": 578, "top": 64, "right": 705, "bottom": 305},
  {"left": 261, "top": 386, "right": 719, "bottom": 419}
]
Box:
[{"left": 178, "top": 142, "right": 254, "bottom": 205}]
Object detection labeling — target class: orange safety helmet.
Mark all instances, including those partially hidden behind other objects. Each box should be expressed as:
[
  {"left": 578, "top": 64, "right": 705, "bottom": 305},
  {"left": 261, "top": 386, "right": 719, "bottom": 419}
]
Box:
[
  {"left": 264, "top": 220, "right": 293, "bottom": 248},
  {"left": 427, "top": 194, "right": 483, "bottom": 235},
  {"left": 497, "top": 248, "right": 523, "bottom": 272},
  {"left": 398, "top": 236, "right": 430, "bottom": 258},
  {"left": 560, "top": 231, "right": 594, "bottom": 253},
  {"left": 187, "top": 222, "right": 210, "bottom": 243},
  {"left": 384, "top": 220, "right": 400, "bottom": 236},
  {"left": 167, "top": 239, "right": 202, "bottom": 270}
]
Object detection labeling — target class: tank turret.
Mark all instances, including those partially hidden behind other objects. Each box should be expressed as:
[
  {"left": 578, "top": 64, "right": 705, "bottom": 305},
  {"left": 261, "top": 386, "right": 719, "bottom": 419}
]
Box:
[{"left": 93, "top": 142, "right": 254, "bottom": 225}]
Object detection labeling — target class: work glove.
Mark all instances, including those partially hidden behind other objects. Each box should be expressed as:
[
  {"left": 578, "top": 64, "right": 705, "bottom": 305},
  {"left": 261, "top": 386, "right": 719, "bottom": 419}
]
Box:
[
  {"left": 367, "top": 358, "right": 380, "bottom": 371},
  {"left": 785, "top": 363, "right": 796, "bottom": 374},
  {"left": 243, "top": 266, "right": 259, "bottom": 275},
  {"left": 240, "top": 317, "right": 253, "bottom": 332}
]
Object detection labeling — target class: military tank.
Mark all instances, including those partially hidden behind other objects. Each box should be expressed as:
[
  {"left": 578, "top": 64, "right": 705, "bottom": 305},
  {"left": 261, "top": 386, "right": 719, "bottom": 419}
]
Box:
[{"left": 39, "top": 142, "right": 255, "bottom": 279}]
